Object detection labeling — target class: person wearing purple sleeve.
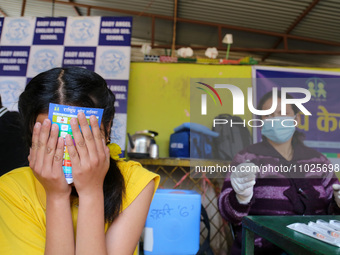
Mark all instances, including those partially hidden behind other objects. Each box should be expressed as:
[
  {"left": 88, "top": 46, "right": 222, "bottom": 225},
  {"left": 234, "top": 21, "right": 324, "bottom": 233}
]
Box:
[{"left": 218, "top": 91, "right": 340, "bottom": 255}]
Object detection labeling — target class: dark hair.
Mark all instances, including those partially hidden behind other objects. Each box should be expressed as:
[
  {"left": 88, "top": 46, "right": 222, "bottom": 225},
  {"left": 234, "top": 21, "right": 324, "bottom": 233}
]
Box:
[
  {"left": 0, "top": 94, "right": 2, "bottom": 108},
  {"left": 18, "top": 67, "right": 125, "bottom": 223},
  {"left": 257, "top": 89, "right": 305, "bottom": 145}
]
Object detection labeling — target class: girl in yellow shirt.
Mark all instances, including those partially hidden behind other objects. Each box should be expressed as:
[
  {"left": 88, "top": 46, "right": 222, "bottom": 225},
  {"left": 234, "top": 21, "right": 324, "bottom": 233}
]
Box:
[{"left": 0, "top": 67, "right": 159, "bottom": 255}]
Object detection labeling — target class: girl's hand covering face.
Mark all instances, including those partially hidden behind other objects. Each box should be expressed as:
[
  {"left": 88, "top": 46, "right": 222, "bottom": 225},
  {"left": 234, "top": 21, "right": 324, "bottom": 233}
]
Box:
[
  {"left": 28, "top": 119, "right": 71, "bottom": 198},
  {"left": 65, "top": 112, "right": 110, "bottom": 196}
]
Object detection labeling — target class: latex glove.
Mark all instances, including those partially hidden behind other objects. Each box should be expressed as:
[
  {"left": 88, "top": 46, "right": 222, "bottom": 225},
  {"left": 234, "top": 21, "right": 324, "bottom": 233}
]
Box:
[
  {"left": 231, "top": 162, "right": 259, "bottom": 204},
  {"left": 332, "top": 184, "right": 340, "bottom": 208}
]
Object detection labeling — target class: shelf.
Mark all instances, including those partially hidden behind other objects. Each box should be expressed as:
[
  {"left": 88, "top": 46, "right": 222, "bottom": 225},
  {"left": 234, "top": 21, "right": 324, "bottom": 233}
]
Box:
[{"left": 131, "top": 157, "right": 230, "bottom": 167}]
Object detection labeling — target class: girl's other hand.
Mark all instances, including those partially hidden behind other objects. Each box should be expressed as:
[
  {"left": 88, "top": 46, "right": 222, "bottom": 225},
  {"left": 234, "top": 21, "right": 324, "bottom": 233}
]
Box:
[
  {"left": 66, "top": 112, "right": 110, "bottom": 197},
  {"left": 28, "top": 119, "right": 71, "bottom": 199}
]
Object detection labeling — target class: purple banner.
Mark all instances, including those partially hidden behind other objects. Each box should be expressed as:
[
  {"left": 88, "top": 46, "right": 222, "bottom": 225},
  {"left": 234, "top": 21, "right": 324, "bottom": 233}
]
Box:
[
  {"left": 0, "top": 18, "right": 4, "bottom": 40},
  {"left": 33, "top": 17, "right": 67, "bottom": 45},
  {"left": 63, "top": 46, "right": 96, "bottom": 71},
  {"left": 99, "top": 17, "right": 132, "bottom": 46},
  {"left": 0, "top": 16, "right": 132, "bottom": 154},
  {"left": 254, "top": 67, "right": 340, "bottom": 154},
  {"left": 107, "top": 80, "right": 128, "bottom": 113},
  {"left": 0, "top": 46, "right": 30, "bottom": 76}
]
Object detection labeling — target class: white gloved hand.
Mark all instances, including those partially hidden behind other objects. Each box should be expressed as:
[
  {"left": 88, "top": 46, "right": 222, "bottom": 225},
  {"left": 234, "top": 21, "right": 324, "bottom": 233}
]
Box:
[
  {"left": 231, "top": 162, "right": 259, "bottom": 204},
  {"left": 332, "top": 184, "right": 340, "bottom": 208}
]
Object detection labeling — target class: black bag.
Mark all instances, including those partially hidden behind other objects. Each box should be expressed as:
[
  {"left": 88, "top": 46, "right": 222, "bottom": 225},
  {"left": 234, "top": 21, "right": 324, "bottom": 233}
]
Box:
[
  {"left": 169, "top": 129, "right": 215, "bottom": 159},
  {"left": 169, "top": 123, "right": 219, "bottom": 159},
  {"left": 212, "top": 114, "right": 252, "bottom": 161},
  {"left": 196, "top": 205, "right": 214, "bottom": 255}
]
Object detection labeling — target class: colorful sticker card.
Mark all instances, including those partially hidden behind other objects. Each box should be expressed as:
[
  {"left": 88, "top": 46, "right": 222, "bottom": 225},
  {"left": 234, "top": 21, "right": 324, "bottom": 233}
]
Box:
[{"left": 48, "top": 103, "right": 104, "bottom": 184}]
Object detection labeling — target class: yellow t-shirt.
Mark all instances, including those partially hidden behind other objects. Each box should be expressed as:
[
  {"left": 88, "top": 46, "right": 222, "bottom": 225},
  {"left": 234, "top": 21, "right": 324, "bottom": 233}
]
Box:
[{"left": 0, "top": 161, "right": 160, "bottom": 255}]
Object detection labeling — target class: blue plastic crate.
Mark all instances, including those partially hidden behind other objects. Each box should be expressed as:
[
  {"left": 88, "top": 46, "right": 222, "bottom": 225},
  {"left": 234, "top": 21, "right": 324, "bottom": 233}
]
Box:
[{"left": 144, "top": 189, "right": 201, "bottom": 255}]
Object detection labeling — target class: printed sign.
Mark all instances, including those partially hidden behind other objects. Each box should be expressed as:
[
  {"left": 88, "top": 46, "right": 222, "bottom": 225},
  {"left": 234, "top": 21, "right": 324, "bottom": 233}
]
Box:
[
  {"left": 48, "top": 103, "right": 104, "bottom": 183},
  {"left": 0, "top": 16, "right": 132, "bottom": 155},
  {"left": 253, "top": 66, "right": 340, "bottom": 154}
]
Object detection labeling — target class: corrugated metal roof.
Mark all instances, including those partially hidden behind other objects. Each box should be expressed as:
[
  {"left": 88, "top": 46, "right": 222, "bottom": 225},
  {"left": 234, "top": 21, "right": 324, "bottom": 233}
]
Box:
[
  {"left": 78, "top": 0, "right": 174, "bottom": 16},
  {"left": 292, "top": 0, "right": 340, "bottom": 42},
  {"left": 179, "top": 0, "right": 309, "bottom": 33},
  {"left": 1, "top": 0, "right": 339, "bottom": 67}
]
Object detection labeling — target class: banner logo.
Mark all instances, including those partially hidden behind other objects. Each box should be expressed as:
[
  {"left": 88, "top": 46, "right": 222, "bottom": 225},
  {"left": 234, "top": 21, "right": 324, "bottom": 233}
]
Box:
[
  {"left": 196, "top": 82, "right": 222, "bottom": 115},
  {"left": 32, "top": 49, "right": 58, "bottom": 72},
  {"left": 6, "top": 19, "right": 30, "bottom": 43},
  {"left": 0, "top": 80, "right": 22, "bottom": 106},
  {"left": 70, "top": 19, "right": 95, "bottom": 43},
  {"left": 99, "top": 49, "right": 126, "bottom": 77},
  {"left": 307, "top": 78, "right": 327, "bottom": 101}
]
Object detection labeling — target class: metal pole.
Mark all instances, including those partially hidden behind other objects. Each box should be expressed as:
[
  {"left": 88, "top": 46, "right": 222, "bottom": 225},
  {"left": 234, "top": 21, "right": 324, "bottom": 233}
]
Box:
[
  {"left": 21, "top": 0, "right": 27, "bottom": 16},
  {"left": 52, "top": 0, "right": 55, "bottom": 17},
  {"left": 171, "top": 0, "right": 178, "bottom": 58}
]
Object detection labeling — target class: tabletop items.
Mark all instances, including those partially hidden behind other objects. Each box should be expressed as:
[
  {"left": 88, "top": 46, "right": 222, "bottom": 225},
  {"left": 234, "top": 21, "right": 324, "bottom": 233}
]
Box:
[
  {"left": 242, "top": 215, "right": 340, "bottom": 255},
  {"left": 287, "top": 219, "right": 340, "bottom": 247}
]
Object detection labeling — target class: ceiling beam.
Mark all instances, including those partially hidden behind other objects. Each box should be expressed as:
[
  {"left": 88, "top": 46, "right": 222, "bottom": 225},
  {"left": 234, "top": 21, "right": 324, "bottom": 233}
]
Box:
[
  {"left": 151, "top": 16, "right": 155, "bottom": 47},
  {"left": 37, "top": 0, "right": 170, "bottom": 18},
  {"left": 262, "top": 0, "right": 321, "bottom": 62},
  {"left": 171, "top": 0, "right": 178, "bottom": 57},
  {"left": 69, "top": 0, "right": 82, "bottom": 16},
  {"left": 87, "top": 7, "right": 91, "bottom": 16},
  {"left": 21, "top": 0, "right": 27, "bottom": 16},
  {"left": 0, "top": 8, "right": 8, "bottom": 17}
]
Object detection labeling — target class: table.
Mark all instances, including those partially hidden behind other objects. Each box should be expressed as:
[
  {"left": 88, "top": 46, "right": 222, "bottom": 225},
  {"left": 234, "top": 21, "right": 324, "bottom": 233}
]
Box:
[{"left": 242, "top": 215, "right": 340, "bottom": 255}]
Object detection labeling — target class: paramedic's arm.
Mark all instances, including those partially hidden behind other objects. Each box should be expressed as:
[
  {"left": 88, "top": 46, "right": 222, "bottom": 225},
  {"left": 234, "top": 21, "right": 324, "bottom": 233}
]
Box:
[
  {"left": 218, "top": 176, "right": 254, "bottom": 225},
  {"left": 218, "top": 152, "right": 254, "bottom": 225},
  {"left": 318, "top": 155, "right": 340, "bottom": 214}
]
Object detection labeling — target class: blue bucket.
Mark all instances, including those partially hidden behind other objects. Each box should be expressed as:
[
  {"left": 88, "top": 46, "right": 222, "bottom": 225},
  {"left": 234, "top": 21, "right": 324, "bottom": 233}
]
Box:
[{"left": 144, "top": 189, "right": 201, "bottom": 255}]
